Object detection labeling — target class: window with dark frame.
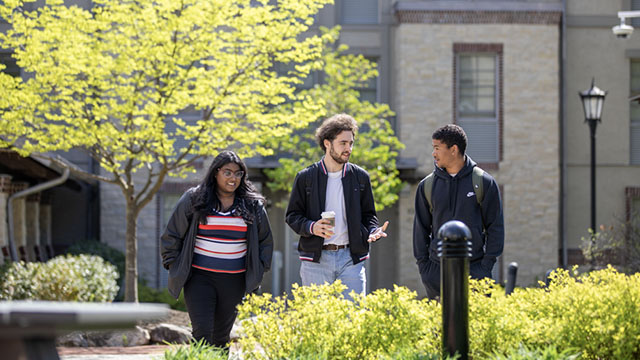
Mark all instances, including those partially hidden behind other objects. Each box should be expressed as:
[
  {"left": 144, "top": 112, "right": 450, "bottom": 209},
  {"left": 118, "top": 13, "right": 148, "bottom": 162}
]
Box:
[
  {"left": 156, "top": 189, "right": 188, "bottom": 288},
  {"left": 0, "top": 52, "right": 20, "bottom": 78},
  {"left": 632, "top": 0, "right": 640, "bottom": 27},
  {"left": 453, "top": 43, "right": 503, "bottom": 166},
  {"left": 630, "top": 60, "right": 640, "bottom": 165},
  {"left": 275, "top": 61, "right": 318, "bottom": 93},
  {"left": 357, "top": 57, "right": 378, "bottom": 103},
  {"left": 627, "top": 187, "right": 640, "bottom": 221},
  {"left": 341, "top": 0, "right": 378, "bottom": 25}
]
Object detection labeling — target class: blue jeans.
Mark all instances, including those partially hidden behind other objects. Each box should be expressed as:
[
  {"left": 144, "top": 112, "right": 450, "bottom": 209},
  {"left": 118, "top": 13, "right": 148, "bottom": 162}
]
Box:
[{"left": 300, "top": 248, "right": 366, "bottom": 299}]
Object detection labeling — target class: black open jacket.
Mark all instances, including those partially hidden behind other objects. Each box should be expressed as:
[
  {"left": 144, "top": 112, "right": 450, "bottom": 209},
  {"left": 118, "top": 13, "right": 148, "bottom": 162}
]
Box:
[
  {"left": 285, "top": 159, "right": 379, "bottom": 264},
  {"left": 160, "top": 187, "right": 273, "bottom": 299}
]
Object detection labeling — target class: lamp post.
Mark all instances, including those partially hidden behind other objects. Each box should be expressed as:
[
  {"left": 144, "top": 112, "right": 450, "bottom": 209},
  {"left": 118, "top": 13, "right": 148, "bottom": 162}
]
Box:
[{"left": 579, "top": 79, "right": 607, "bottom": 265}]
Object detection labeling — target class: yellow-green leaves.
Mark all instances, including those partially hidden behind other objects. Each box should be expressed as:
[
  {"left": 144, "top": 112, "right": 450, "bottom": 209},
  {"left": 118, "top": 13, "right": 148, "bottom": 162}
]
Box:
[
  {"left": 0, "top": 0, "right": 335, "bottom": 302},
  {"left": 468, "top": 266, "right": 640, "bottom": 359},
  {"left": 0, "top": 0, "right": 333, "bottom": 178},
  {"left": 264, "top": 26, "right": 405, "bottom": 211},
  {"left": 237, "top": 283, "right": 440, "bottom": 359},
  {"left": 236, "top": 268, "right": 640, "bottom": 359}
]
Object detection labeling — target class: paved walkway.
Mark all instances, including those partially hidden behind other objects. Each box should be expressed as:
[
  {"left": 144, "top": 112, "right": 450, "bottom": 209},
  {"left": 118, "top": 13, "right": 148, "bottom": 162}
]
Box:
[
  {"left": 58, "top": 345, "right": 169, "bottom": 360},
  {"left": 58, "top": 344, "right": 241, "bottom": 360}
]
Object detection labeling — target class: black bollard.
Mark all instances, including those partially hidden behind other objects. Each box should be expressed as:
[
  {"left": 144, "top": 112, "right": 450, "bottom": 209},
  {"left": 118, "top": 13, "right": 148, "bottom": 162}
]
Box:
[
  {"left": 505, "top": 262, "right": 518, "bottom": 295},
  {"left": 545, "top": 269, "right": 554, "bottom": 288},
  {"left": 437, "top": 220, "right": 472, "bottom": 360}
]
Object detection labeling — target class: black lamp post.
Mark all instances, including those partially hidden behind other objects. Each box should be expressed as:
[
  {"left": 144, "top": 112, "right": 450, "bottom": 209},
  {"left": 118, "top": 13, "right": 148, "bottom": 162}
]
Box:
[{"left": 579, "top": 79, "right": 607, "bottom": 263}]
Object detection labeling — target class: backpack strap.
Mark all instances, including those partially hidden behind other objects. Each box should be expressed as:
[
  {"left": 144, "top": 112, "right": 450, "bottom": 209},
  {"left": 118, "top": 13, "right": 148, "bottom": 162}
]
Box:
[
  {"left": 422, "top": 172, "right": 435, "bottom": 214},
  {"left": 422, "top": 166, "right": 484, "bottom": 213},
  {"left": 304, "top": 167, "right": 313, "bottom": 197},
  {"left": 354, "top": 166, "right": 366, "bottom": 192},
  {"left": 472, "top": 166, "right": 487, "bottom": 234},
  {"left": 471, "top": 166, "right": 485, "bottom": 206}
]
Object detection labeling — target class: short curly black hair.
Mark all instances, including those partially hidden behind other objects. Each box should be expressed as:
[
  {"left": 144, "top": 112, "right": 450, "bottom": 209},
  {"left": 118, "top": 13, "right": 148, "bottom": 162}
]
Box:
[
  {"left": 315, "top": 113, "right": 358, "bottom": 152},
  {"left": 432, "top": 124, "right": 467, "bottom": 155}
]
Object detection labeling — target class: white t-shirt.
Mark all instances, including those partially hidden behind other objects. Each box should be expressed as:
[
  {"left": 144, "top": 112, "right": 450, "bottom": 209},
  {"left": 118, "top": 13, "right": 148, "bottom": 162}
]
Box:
[{"left": 324, "top": 171, "right": 348, "bottom": 246}]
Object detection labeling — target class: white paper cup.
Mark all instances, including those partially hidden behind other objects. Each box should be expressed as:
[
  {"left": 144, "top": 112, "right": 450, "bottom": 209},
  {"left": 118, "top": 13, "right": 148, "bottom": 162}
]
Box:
[{"left": 321, "top": 211, "right": 336, "bottom": 230}]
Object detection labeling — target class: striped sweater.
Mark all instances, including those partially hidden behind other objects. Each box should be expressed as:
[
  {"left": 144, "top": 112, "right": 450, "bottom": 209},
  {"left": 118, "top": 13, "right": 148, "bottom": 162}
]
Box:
[{"left": 191, "top": 210, "right": 248, "bottom": 273}]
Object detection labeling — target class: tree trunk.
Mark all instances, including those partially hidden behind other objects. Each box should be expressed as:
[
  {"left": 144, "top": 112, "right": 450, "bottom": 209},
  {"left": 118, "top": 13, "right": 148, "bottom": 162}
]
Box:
[{"left": 124, "top": 198, "right": 139, "bottom": 302}]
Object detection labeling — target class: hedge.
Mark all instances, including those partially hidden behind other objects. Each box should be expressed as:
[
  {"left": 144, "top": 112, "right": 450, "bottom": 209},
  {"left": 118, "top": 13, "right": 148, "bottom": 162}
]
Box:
[
  {"left": 235, "top": 266, "right": 638, "bottom": 359},
  {"left": 0, "top": 254, "right": 119, "bottom": 302}
]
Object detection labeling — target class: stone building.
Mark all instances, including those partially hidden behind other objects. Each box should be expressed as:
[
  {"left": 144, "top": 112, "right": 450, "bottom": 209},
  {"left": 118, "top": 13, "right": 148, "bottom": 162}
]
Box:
[
  {"left": 564, "top": 0, "right": 640, "bottom": 266},
  {"left": 0, "top": 150, "right": 98, "bottom": 264},
  {"left": 3, "top": 0, "right": 639, "bottom": 298}
]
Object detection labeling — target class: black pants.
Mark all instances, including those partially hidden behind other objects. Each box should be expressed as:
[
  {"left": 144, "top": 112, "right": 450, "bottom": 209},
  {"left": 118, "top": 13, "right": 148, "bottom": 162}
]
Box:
[
  {"left": 420, "top": 259, "right": 493, "bottom": 300},
  {"left": 183, "top": 268, "right": 246, "bottom": 348}
]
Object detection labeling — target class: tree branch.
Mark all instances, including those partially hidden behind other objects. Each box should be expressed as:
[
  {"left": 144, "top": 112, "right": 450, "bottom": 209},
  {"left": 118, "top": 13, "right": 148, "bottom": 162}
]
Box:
[{"left": 31, "top": 153, "right": 116, "bottom": 184}]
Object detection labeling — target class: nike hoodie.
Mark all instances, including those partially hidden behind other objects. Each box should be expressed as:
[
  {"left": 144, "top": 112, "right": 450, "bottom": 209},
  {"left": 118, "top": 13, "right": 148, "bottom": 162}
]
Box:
[{"left": 413, "top": 156, "right": 504, "bottom": 274}]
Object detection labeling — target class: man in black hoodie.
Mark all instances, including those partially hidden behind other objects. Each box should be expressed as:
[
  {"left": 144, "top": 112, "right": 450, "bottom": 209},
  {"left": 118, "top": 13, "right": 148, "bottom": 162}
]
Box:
[{"left": 413, "top": 124, "right": 504, "bottom": 299}]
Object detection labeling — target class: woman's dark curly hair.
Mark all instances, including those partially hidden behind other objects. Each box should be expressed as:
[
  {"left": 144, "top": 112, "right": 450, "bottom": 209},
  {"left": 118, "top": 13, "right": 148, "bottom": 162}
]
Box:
[{"left": 191, "top": 150, "right": 265, "bottom": 224}]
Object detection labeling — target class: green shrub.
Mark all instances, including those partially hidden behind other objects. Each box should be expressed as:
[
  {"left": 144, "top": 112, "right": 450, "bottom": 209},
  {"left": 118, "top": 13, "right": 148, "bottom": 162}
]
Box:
[
  {"left": 468, "top": 266, "right": 640, "bottom": 359},
  {"left": 65, "top": 240, "right": 125, "bottom": 285},
  {"left": 237, "top": 282, "right": 441, "bottom": 359},
  {"left": 0, "top": 254, "right": 119, "bottom": 302},
  {"left": 139, "top": 280, "right": 187, "bottom": 311},
  {"left": 236, "top": 267, "right": 640, "bottom": 360},
  {"left": 489, "top": 344, "right": 580, "bottom": 360},
  {"left": 163, "top": 339, "right": 228, "bottom": 360}
]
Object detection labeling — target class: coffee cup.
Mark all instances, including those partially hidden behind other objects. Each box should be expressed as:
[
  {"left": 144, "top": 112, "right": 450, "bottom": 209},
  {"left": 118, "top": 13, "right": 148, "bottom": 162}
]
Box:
[{"left": 321, "top": 211, "right": 336, "bottom": 230}]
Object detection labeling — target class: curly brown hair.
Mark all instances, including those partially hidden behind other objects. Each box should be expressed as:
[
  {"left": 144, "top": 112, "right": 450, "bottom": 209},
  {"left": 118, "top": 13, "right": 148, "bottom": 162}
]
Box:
[{"left": 315, "top": 113, "right": 358, "bottom": 152}]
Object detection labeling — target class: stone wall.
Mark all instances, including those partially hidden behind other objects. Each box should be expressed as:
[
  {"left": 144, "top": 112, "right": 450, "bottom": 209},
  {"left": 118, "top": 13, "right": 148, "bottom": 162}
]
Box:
[{"left": 393, "top": 23, "right": 561, "bottom": 287}]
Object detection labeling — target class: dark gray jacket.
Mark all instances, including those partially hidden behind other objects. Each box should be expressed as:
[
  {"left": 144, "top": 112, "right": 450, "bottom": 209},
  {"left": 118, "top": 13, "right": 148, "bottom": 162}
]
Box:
[
  {"left": 160, "top": 187, "right": 273, "bottom": 299},
  {"left": 413, "top": 156, "right": 504, "bottom": 278}
]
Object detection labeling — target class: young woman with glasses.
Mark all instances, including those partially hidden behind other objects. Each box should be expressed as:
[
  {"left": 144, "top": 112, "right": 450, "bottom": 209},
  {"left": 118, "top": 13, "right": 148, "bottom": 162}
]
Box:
[{"left": 161, "top": 150, "right": 273, "bottom": 351}]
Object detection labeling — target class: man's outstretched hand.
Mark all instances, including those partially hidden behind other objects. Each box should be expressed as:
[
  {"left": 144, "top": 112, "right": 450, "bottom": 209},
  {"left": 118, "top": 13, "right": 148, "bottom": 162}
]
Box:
[{"left": 368, "top": 221, "right": 389, "bottom": 243}]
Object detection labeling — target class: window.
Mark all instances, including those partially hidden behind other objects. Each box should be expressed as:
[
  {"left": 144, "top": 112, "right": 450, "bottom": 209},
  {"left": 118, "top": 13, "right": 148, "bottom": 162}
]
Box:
[
  {"left": 275, "top": 55, "right": 375, "bottom": 102},
  {"left": 628, "top": 187, "right": 640, "bottom": 219},
  {"left": 275, "top": 62, "right": 317, "bottom": 92},
  {"left": 341, "top": 0, "right": 378, "bottom": 24},
  {"left": 156, "top": 188, "right": 190, "bottom": 288},
  {"left": 454, "top": 44, "right": 503, "bottom": 165},
  {"left": 631, "top": 60, "right": 640, "bottom": 164},
  {"left": 0, "top": 52, "right": 20, "bottom": 77},
  {"left": 357, "top": 57, "right": 378, "bottom": 103},
  {"left": 164, "top": 106, "right": 202, "bottom": 158},
  {"left": 633, "top": 0, "right": 640, "bottom": 27}
]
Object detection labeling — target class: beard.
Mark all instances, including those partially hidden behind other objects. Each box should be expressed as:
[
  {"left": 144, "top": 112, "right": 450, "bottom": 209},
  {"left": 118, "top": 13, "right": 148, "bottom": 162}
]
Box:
[{"left": 329, "top": 146, "right": 349, "bottom": 164}]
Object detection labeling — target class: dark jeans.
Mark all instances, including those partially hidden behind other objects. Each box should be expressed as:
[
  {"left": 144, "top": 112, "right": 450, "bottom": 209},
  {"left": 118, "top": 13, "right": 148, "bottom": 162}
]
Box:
[
  {"left": 183, "top": 268, "right": 246, "bottom": 348},
  {"left": 420, "top": 259, "right": 492, "bottom": 300}
]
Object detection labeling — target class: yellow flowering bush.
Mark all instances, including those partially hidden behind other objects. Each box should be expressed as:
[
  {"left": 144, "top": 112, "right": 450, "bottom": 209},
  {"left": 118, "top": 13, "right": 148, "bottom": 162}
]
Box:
[
  {"left": 468, "top": 266, "right": 640, "bottom": 359},
  {"left": 236, "top": 266, "right": 639, "bottom": 359},
  {"left": 237, "top": 282, "right": 440, "bottom": 359}
]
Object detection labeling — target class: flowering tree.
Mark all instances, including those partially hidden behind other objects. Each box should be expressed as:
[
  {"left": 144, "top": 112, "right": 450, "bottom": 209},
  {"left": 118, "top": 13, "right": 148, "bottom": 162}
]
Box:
[
  {"left": 264, "top": 28, "right": 404, "bottom": 211},
  {"left": 0, "top": 0, "right": 332, "bottom": 301}
]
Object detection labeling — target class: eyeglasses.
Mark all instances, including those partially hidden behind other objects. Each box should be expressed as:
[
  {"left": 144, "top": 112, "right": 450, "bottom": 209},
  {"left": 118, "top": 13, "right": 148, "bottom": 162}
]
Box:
[{"left": 219, "top": 169, "right": 245, "bottom": 179}]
